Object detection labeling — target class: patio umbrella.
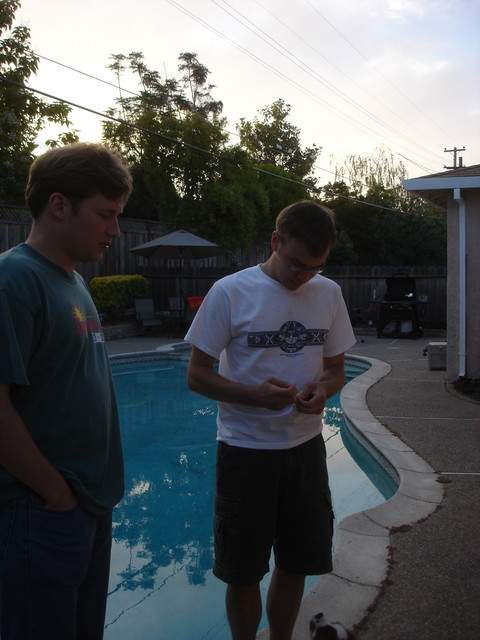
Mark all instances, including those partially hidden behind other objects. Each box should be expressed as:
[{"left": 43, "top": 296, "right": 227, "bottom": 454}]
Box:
[
  {"left": 130, "top": 230, "right": 227, "bottom": 309},
  {"left": 129, "top": 229, "right": 227, "bottom": 261}
]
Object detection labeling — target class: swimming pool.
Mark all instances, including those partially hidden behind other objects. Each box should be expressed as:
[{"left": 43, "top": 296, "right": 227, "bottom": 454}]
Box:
[{"left": 105, "top": 350, "right": 397, "bottom": 639}]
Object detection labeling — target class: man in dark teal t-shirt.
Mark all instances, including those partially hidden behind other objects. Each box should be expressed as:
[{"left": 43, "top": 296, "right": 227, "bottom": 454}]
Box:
[{"left": 0, "top": 143, "right": 132, "bottom": 640}]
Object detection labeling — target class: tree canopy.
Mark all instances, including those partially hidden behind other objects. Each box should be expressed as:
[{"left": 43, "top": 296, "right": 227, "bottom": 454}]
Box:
[
  {"left": 0, "top": 0, "right": 76, "bottom": 204},
  {"left": 323, "top": 180, "right": 446, "bottom": 267},
  {"left": 101, "top": 52, "right": 314, "bottom": 248},
  {"left": 237, "top": 99, "right": 319, "bottom": 182},
  {"left": 0, "top": 2, "right": 446, "bottom": 264}
]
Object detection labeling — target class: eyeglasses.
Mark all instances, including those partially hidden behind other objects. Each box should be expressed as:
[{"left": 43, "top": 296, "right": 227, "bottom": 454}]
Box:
[
  {"left": 276, "top": 231, "right": 325, "bottom": 275},
  {"left": 276, "top": 238, "right": 325, "bottom": 274},
  {"left": 285, "top": 259, "right": 324, "bottom": 275}
]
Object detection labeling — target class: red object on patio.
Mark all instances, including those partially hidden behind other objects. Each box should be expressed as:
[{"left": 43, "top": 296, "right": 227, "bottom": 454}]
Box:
[{"left": 186, "top": 296, "right": 205, "bottom": 311}]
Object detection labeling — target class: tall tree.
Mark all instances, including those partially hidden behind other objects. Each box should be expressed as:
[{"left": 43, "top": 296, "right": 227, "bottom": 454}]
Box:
[
  {"left": 327, "top": 229, "right": 359, "bottom": 266},
  {"left": 322, "top": 180, "right": 446, "bottom": 266},
  {"left": 255, "top": 163, "right": 312, "bottom": 239},
  {"left": 199, "top": 146, "right": 268, "bottom": 251},
  {"left": 103, "top": 52, "right": 228, "bottom": 227},
  {"left": 177, "top": 52, "right": 223, "bottom": 117},
  {"left": 103, "top": 52, "right": 181, "bottom": 221},
  {"left": 322, "top": 181, "right": 379, "bottom": 264},
  {"left": 237, "top": 99, "right": 320, "bottom": 182},
  {"left": 0, "top": 0, "right": 74, "bottom": 204},
  {"left": 333, "top": 145, "right": 442, "bottom": 216},
  {"left": 323, "top": 147, "right": 446, "bottom": 265}
]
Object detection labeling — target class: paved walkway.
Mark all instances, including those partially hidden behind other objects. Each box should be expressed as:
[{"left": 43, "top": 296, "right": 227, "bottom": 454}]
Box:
[
  {"left": 105, "top": 333, "right": 480, "bottom": 640},
  {"left": 346, "top": 336, "right": 480, "bottom": 640}
]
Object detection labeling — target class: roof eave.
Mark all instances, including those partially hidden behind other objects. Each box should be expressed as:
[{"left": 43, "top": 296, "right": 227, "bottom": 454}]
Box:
[{"left": 403, "top": 176, "right": 480, "bottom": 209}]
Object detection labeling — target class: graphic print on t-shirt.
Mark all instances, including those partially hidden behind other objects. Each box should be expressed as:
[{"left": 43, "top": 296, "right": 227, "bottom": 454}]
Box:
[
  {"left": 247, "top": 321, "right": 328, "bottom": 354},
  {"left": 71, "top": 304, "right": 104, "bottom": 342}
]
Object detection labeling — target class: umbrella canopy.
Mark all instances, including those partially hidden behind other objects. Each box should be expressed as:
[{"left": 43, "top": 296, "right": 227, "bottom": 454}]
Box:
[
  {"left": 129, "top": 230, "right": 227, "bottom": 260},
  {"left": 130, "top": 231, "right": 227, "bottom": 318}
]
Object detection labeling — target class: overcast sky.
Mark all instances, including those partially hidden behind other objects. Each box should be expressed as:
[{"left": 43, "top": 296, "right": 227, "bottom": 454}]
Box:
[{"left": 15, "top": 0, "right": 480, "bottom": 183}]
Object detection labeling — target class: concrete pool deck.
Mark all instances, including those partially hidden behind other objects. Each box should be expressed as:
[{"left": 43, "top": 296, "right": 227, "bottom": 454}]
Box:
[{"left": 106, "top": 334, "right": 480, "bottom": 640}]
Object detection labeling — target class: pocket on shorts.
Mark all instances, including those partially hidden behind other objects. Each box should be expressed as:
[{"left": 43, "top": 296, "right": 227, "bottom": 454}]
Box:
[
  {"left": 215, "top": 494, "right": 240, "bottom": 519},
  {"left": 214, "top": 494, "right": 240, "bottom": 556},
  {"left": 0, "top": 500, "right": 16, "bottom": 561},
  {"left": 324, "top": 489, "right": 335, "bottom": 538},
  {"left": 216, "top": 441, "right": 235, "bottom": 471}
]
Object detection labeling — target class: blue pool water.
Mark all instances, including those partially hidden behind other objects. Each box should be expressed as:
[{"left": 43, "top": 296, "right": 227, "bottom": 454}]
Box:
[{"left": 105, "top": 356, "right": 396, "bottom": 639}]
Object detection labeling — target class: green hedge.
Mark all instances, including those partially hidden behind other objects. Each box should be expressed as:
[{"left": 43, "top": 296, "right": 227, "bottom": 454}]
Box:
[{"left": 90, "top": 275, "right": 150, "bottom": 319}]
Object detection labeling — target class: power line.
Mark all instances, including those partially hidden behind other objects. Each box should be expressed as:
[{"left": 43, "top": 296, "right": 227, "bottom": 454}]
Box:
[
  {"left": 0, "top": 74, "right": 440, "bottom": 217},
  {"left": 396, "top": 153, "right": 434, "bottom": 175},
  {"left": 0, "top": 76, "right": 227, "bottom": 158},
  {"left": 251, "top": 0, "right": 443, "bottom": 150},
  {"left": 33, "top": 52, "right": 367, "bottom": 187},
  {"left": 34, "top": 19, "right": 440, "bottom": 179},
  {"left": 34, "top": 48, "right": 436, "bottom": 187},
  {"left": 35, "top": 53, "right": 139, "bottom": 97},
  {"left": 304, "top": 0, "right": 454, "bottom": 140},
  {"left": 212, "top": 0, "right": 440, "bottom": 161},
  {"left": 168, "top": 0, "right": 442, "bottom": 169},
  {"left": 35, "top": 51, "right": 243, "bottom": 139}
]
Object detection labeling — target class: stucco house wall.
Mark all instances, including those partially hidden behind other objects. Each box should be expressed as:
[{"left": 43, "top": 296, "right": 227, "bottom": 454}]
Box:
[
  {"left": 403, "top": 165, "right": 480, "bottom": 383},
  {"left": 446, "top": 187, "right": 480, "bottom": 381}
]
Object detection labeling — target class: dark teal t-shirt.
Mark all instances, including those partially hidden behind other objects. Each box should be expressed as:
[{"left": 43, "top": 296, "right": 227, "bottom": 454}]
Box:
[{"left": 0, "top": 244, "right": 124, "bottom": 514}]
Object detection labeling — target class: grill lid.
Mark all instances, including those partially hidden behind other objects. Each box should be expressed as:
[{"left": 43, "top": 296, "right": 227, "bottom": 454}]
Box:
[{"left": 383, "top": 275, "right": 416, "bottom": 301}]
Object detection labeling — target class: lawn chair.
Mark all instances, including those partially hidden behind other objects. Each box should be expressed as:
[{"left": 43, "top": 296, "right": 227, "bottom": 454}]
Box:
[
  {"left": 168, "top": 297, "right": 185, "bottom": 323},
  {"left": 134, "top": 298, "right": 162, "bottom": 330}
]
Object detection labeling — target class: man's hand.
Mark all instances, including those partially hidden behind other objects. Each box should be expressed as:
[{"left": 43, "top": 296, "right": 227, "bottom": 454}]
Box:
[
  {"left": 0, "top": 384, "right": 79, "bottom": 512},
  {"left": 44, "top": 480, "right": 79, "bottom": 511},
  {"left": 295, "top": 382, "right": 328, "bottom": 414},
  {"left": 258, "top": 377, "right": 298, "bottom": 411},
  {"left": 295, "top": 353, "right": 347, "bottom": 414},
  {"left": 187, "top": 347, "right": 298, "bottom": 411}
]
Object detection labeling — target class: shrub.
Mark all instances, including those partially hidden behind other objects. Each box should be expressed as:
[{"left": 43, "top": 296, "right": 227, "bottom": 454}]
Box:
[{"left": 90, "top": 275, "right": 150, "bottom": 320}]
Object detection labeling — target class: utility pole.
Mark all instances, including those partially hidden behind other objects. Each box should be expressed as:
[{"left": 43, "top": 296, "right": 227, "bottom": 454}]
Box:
[{"left": 444, "top": 146, "right": 466, "bottom": 169}]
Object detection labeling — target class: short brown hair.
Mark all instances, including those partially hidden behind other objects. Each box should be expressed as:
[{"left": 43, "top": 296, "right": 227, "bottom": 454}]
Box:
[
  {"left": 25, "top": 142, "right": 133, "bottom": 218},
  {"left": 276, "top": 200, "right": 336, "bottom": 256}
]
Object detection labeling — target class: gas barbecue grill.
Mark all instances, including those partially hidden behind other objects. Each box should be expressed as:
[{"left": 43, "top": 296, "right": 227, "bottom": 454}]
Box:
[{"left": 377, "top": 274, "right": 422, "bottom": 339}]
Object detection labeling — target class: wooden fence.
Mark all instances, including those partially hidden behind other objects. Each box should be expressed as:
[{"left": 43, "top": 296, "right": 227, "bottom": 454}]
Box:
[
  {"left": 0, "top": 209, "right": 447, "bottom": 328},
  {"left": 323, "top": 265, "right": 446, "bottom": 328}
]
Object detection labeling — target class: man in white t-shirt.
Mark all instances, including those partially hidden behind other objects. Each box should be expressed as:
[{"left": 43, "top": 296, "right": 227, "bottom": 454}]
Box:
[{"left": 185, "top": 200, "right": 356, "bottom": 640}]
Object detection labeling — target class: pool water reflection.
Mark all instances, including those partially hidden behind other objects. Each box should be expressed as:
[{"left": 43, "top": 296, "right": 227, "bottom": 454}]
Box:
[{"left": 105, "top": 358, "right": 395, "bottom": 639}]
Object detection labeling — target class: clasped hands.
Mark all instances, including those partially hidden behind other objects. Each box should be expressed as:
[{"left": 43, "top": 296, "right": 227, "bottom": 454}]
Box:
[{"left": 259, "top": 377, "right": 327, "bottom": 414}]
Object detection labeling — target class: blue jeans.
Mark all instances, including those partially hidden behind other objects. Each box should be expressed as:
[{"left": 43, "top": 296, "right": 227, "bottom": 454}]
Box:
[{"left": 0, "top": 494, "right": 113, "bottom": 640}]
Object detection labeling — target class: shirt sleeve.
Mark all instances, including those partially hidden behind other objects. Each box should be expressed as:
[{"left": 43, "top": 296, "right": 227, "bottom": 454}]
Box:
[
  {"left": 184, "top": 282, "right": 232, "bottom": 360},
  {"left": 323, "top": 291, "right": 356, "bottom": 358}
]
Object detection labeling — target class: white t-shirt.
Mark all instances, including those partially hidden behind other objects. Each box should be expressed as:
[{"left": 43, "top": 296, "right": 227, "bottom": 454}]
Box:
[{"left": 185, "top": 265, "right": 356, "bottom": 450}]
